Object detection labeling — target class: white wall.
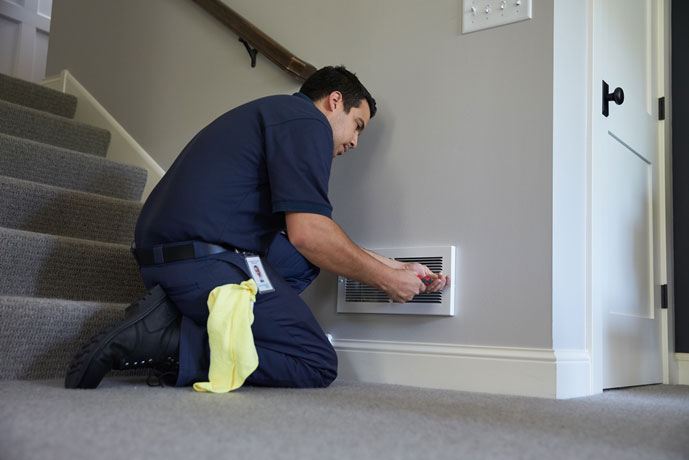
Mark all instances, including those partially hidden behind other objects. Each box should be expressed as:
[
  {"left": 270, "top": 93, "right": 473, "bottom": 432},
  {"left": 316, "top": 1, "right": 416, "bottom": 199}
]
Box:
[{"left": 47, "top": 0, "right": 556, "bottom": 350}]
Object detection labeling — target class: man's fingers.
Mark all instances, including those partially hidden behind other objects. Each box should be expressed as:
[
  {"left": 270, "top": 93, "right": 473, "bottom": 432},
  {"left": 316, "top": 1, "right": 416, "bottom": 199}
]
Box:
[
  {"left": 425, "top": 276, "right": 448, "bottom": 293},
  {"left": 418, "top": 279, "right": 426, "bottom": 295}
]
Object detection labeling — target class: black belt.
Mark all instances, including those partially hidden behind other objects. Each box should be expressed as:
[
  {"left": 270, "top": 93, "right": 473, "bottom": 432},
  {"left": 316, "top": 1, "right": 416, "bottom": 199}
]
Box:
[{"left": 131, "top": 241, "right": 242, "bottom": 266}]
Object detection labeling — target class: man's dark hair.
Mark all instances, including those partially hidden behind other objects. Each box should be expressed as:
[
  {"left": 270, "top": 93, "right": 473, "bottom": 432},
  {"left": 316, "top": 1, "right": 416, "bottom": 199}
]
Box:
[{"left": 300, "top": 66, "right": 377, "bottom": 118}]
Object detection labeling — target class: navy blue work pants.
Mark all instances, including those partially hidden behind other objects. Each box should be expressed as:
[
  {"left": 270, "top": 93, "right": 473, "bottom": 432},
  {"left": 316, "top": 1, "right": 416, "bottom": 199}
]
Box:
[{"left": 138, "top": 234, "right": 337, "bottom": 388}]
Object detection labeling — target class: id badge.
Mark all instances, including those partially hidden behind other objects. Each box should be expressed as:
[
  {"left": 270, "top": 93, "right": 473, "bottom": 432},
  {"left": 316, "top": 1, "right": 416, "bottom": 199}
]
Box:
[{"left": 245, "top": 256, "right": 275, "bottom": 294}]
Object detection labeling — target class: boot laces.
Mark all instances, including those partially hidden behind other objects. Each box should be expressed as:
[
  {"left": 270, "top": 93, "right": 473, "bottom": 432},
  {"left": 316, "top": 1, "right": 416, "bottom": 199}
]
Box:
[
  {"left": 145, "top": 356, "right": 179, "bottom": 387},
  {"left": 146, "top": 368, "right": 178, "bottom": 387}
]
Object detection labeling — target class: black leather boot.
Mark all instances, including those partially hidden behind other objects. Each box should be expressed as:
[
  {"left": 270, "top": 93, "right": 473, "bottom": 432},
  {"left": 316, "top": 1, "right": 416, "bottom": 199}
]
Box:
[{"left": 65, "top": 285, "right": 181, "bottom": 389}]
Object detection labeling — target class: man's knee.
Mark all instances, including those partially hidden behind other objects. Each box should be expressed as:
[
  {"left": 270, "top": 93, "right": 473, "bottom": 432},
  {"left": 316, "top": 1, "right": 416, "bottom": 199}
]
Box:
[
  {"left": 315, "top": 343, "right": 338, "bottom": 388},
  {"left": 297, "top": 342, "right": 338, "bottom": 388},
  {"left": 319, "top": 366, "right": 337, "bottom": 387}
]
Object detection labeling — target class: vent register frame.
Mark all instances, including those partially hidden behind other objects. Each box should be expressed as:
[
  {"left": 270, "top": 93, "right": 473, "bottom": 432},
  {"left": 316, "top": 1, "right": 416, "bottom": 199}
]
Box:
[{"left": 337, "top": 246, "right": 456, "bottom": 316}]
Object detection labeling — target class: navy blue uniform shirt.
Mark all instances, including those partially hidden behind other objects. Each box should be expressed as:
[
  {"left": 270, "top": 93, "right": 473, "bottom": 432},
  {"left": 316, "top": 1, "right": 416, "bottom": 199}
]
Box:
[{"left": 135, "top": 93, "right": 334, "bottom": 254}]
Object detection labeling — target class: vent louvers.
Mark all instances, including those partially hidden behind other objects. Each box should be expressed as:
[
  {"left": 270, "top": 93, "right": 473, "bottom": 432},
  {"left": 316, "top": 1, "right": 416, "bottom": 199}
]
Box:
[
  {"left": 344, "top": 255, "right": 444, "bottom": 304},
  {"left": 337, "top": 246, "right": 455, "bottom": 316}
]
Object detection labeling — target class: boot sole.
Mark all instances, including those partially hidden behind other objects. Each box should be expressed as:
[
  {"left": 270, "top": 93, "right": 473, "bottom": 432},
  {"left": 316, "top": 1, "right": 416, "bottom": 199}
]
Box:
[{"left": 64, "top": 285, "right": 169, "bottom": 388}]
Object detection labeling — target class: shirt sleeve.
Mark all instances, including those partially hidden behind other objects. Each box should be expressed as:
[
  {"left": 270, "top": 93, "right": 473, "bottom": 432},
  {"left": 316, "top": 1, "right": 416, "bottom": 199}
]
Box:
[{"left": 265, "top": 118, "right": 334, "bottom": 218}]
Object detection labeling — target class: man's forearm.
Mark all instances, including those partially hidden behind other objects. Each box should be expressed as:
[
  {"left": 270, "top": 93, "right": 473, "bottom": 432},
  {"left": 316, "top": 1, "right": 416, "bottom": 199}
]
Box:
[
  {"left": 285, "top": 212, "right": 395, "bottom": 291},
  {"left": 362, "top": 248, "right": 405, "bottom": 269}
]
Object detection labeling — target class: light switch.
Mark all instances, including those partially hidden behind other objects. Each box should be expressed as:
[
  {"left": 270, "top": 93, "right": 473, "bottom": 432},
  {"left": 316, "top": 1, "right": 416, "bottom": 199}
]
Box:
[{"left": 461, "top": 0, "right": 532, "bottom": 34}]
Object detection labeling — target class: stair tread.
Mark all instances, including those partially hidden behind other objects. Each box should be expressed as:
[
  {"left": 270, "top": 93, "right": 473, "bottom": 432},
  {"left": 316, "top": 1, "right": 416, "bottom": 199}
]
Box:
[
  {"left": 0, "top": 73, "right": 78, "bottom": 118},
  {"left": 0, "top": 132, "right": 147, "bottom": 201},
  {"left": 0, "top": 99, "right": 110, "bottom": 156}
]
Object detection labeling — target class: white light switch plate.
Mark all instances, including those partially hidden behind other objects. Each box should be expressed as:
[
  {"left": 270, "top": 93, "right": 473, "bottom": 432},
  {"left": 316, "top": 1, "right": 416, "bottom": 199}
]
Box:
[{"left": 462, "top": 0, "right": 532, "bottom": 34}]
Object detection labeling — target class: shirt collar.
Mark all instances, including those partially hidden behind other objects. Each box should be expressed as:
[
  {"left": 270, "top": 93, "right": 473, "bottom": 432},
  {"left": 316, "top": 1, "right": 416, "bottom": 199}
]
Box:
[
  {"left": 292, "top": 92, "right": 331, "bottom": 133},
  {"left": 292, "top": 92, "right": 312, "bottom": 103}
]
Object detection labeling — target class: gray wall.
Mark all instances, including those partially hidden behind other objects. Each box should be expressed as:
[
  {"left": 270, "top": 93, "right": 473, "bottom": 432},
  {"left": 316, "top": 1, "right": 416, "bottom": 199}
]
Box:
[{"left": 47, "top": 0, "right": 557, "bottom": 349}]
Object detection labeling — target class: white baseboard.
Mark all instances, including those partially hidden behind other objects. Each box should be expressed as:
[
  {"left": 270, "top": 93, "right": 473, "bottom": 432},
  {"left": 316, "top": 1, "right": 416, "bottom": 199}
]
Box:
[
  {"left": 42, "top": 70, "right": 164, "bottom": 201},
  {"left": 555, "top": 349, "right": 593, "bottom": 398},
  {"left": 677, "top": 354, "right": 689, "bottom": 385},
  {"left": 332, "top": 338, "right": 591, "bottom": 399}
]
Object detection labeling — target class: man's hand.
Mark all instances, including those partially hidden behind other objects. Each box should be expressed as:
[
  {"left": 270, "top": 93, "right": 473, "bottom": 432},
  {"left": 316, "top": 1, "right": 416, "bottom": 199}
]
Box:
[
  {"left": 402, "top": 262, "right": 450, "bottom": 294},
  {"left": 383, "top": 269, "right": 426, "bottom": 303}
]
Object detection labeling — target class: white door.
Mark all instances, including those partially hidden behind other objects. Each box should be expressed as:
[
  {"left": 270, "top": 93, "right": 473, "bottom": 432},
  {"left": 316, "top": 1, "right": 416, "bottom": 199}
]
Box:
[
  {"left": 592, "top": 0, "right": 664, "bottom": 389},
  {"left": 0, "top": 0, "right": 51, "bottom": 82}
]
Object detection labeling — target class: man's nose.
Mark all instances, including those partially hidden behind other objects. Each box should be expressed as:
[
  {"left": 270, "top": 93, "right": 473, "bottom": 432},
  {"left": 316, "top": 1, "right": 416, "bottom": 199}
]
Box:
[{"left": 350, "top": 132, "right": 359, "bottom": 149}]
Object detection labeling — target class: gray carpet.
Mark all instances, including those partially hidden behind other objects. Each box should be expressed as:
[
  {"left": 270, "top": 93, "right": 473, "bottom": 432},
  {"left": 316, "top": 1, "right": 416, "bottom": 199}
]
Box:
[
  {"left": 0, "top": 100, "right": 110, "bottom": 156},
  {"left": 0, "top": 227, "right": 145, "bottom": 302},
  {"left": 0, "top": 72, "right": 150, "bottom": 387},
  {"left": 0, "top": 133, "right": 147, "bottom": 200},
  {"left": 0, "top": 296, "right": 126, "bottom": 379},
  {"left": 0, "top": 380, "right": 687, "bottom": 460},
  {"left": 0, "top": 175, "right": 141, "bottom": 245},
  {"left": 0, "top": 73, "right": 77, "bottom": 118}
]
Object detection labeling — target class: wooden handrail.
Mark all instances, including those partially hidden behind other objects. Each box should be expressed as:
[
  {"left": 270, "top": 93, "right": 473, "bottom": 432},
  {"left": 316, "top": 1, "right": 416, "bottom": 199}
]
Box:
[{"left": 192, "top": 0, "right": 317, "bottom": 81}]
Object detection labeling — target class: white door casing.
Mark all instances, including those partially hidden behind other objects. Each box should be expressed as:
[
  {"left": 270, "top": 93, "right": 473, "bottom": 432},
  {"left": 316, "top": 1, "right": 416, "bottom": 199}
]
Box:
[
  {"left": 591, "top": 0, "right": 664, "bottom": 390},
  {"left": 0, "top": 0, "right": 51, "bottom": 82}
]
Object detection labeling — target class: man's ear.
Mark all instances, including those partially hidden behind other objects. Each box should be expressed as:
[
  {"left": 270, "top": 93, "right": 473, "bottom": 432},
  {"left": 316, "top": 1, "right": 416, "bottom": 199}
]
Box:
[{"left": 327, "top": 91, "right": 343, "bottom": 112}]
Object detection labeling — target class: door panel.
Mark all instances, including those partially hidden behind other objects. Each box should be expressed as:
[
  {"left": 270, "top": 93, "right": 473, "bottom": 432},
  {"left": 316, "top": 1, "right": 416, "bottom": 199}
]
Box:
[
  {"left": 599, "top": 136, "right": 653, "bottom": 320},
  {"left": 0, "top": 14, "right": 20, "bottom": 75},
  {"left": 0, "top": 0, "right": 51, "bottom": 81},
  {"left": 32, "top": 28, "right": 48, "bottom": 80}
]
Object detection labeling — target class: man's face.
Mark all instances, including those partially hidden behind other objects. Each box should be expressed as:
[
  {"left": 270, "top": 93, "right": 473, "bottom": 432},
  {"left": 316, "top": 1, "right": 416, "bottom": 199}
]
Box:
[{"left": 329, "top": 99, "right": 371, "bottom": 157}]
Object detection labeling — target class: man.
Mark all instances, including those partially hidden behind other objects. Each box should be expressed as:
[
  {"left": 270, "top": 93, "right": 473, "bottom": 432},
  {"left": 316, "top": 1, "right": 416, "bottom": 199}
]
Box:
[{"left": 65, "top": 66, "right": 449, "bottom": 390}]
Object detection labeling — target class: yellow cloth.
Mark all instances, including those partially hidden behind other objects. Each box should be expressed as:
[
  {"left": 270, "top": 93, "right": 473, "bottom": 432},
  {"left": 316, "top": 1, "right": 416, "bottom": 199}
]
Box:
[{"left": 193, "top": 279, "right": 258, "bottom": 393}]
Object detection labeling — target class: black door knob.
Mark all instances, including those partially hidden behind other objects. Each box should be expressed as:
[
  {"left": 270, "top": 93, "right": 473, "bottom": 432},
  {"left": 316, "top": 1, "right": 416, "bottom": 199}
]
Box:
[{"left": 602, "top": 80, "right": 624, "bottom": 117}]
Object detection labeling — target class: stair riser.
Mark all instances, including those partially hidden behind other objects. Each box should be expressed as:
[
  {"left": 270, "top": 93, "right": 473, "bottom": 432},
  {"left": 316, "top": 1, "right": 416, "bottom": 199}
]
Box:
[
  {"left": 0, "top": 100, "right": 110, "bottom": 156},
  {"left": 0, "top": 175, "right": 141, "bottom": 245},
  {"left": 0, "top": 228, "right": 146, "bottom": 303},
  {"left": 0, "top": 298, "right": 147, "bottom": 380},
  {"left": 0, "top": 299, "right": 123, "bottom": 380},
  {"left": 0, "top": 133, "right": 147, "bottom": 201}
]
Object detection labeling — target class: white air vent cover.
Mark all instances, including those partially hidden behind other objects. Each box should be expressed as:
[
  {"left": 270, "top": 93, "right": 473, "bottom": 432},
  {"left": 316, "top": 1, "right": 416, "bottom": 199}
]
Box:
[{"left": 337, "top": 246, "right": 456, "bottom": 316}]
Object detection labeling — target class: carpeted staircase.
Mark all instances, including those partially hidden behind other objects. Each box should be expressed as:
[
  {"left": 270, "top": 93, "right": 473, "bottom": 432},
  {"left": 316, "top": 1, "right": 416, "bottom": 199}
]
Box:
[{"left": 0, "top": 72, "right": 148, "bottom": 382}]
